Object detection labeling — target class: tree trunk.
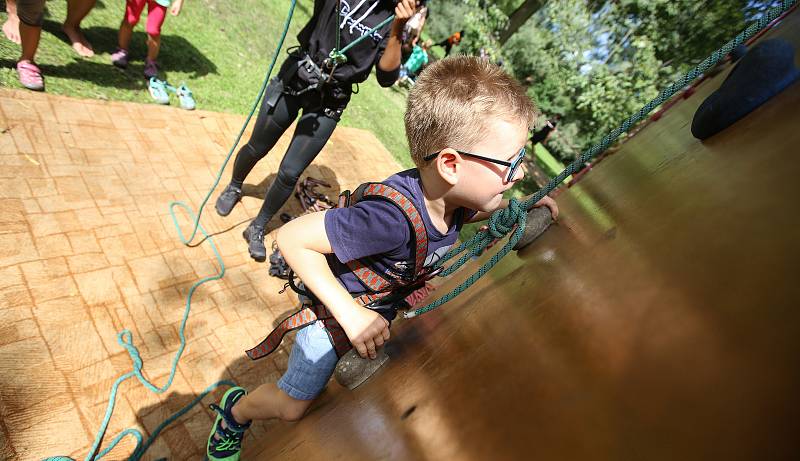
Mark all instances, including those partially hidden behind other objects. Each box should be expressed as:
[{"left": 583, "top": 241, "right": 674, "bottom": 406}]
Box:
[{"left": 499, "top": 0, "right": 548, "bottom": 46}]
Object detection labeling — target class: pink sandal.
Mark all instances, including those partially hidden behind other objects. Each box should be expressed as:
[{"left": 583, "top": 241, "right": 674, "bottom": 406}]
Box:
[{"left": 16, "top": 60, "right": 44, "bottom": 91}]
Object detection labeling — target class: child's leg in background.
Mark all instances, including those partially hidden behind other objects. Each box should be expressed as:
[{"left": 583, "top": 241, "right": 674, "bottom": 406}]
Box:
[
  {"left": 63, "top": 0, "right": 97, "bottom": 57},
  {"left": 144, "top": 0, "right": 167, "bottom": 61},
  {"left": 16, "top": 0, "right": 43, "bottom": 63},
  {"left": 3, "top": 0, "right": 21, "bottom": 44},
  {"left": 142, "top": 0, "right": 166, "bottom": 78},
  {"left": 118, "top": 0, "right": 147, "bottom": 51},
  {"left": 14, "top": 0, "right": 45, "bottom": 90}
]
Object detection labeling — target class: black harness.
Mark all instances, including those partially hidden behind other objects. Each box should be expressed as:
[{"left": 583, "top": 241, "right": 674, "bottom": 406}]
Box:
[{"left": 263, "top": 48, "right": 353, "bottom": 120}]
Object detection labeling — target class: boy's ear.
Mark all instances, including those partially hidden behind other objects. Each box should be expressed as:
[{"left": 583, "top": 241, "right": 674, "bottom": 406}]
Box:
[{"left": 436, "top": 148, "right": 461, "bottom": 186}]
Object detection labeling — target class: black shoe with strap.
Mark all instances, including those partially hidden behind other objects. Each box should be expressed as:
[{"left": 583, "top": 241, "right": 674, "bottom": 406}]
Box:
[
  {"left": 215, "top": 184, "right": 243, "bottom": 217},
  {"left": 243, "top": 222, "right": 267, "bottom": 262}
]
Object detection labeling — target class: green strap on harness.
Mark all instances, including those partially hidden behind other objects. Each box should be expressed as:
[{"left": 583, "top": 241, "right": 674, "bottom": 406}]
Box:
[{"left": 327, "top": 0, "right": 396, "bottom": 66}]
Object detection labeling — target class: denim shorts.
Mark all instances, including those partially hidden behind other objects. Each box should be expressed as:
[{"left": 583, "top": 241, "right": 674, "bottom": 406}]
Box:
[{"left": 277, "top": 321, "right": 339, "bottom": 400}]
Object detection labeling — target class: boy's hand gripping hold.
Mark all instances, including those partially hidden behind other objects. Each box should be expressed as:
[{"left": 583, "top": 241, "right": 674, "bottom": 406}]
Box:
[
  {"left": 277, "top": 212, "right": 393, "bottom": 361},
  {"left": 339, "top": 306, "right": 391, "bottom": 360}
]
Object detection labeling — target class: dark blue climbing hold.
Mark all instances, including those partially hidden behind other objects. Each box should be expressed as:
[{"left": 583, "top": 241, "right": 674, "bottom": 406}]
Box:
[
  {"left": 730, "top": 44, "right": 748, "bottom": 63},
  {"left": 691, "top": 39, "right": 800, "bottom": 140}
]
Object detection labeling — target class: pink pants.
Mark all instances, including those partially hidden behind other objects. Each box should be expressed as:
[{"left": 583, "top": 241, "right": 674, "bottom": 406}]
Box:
[{"left": 125, "top": 0, "right": 167, "bottom": 36}]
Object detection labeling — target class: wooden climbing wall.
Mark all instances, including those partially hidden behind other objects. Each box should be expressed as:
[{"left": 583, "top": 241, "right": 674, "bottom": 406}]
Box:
[{"left": 244, "top": 11, "right": 800, "bottom": 461}]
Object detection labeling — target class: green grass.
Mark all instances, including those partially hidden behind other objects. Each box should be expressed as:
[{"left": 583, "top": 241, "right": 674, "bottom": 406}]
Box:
[
  {"left": 0, "top": 0, "right": 412, "bottom": 166},
  {"left": 532, "top": 144, "right": 567, "bottom": 178}
]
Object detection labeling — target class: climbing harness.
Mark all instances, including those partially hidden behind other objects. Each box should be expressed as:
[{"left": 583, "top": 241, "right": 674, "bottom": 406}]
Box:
[
  {"left": 247, "top": 182, "right": 443, "bottom": 360},
  {"left": 271, "top": 0, "right": 397, "bottom": 117}
]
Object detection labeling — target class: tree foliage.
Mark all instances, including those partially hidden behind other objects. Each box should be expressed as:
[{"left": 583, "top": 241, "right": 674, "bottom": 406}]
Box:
[
  {"left": 427, "top": 0, "right": 510, "bottom": 59},
  {"left": 425, "top": 0, "right": 777, "bottom": 163}
]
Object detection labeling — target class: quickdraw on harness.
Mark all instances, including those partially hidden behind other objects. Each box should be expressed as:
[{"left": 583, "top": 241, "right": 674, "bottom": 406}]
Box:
[
  {"left": 295, "top": 176, "right": 337, "bottom": 212},
  {"left": 268, "top": 241, "right": 291, "bottom": 279},
  {"left": 246, "top": 182, "right": 441, "bottom": 359}
]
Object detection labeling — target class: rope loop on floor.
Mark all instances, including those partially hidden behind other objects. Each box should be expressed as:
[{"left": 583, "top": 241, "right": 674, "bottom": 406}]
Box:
[{"left": 43, "top": 2, "right": 299, "bottom": 460}]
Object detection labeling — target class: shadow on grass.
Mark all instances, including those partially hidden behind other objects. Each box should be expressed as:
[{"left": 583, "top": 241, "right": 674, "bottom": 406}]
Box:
[
  {"left": 40, "top": 20, "right": 217, "bottom": 82},
  {"left": 0, "top": 56, "right": 150, "bottom": 91}
]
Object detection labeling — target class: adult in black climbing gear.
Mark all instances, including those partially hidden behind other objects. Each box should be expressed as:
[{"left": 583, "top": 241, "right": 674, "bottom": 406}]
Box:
[{"left": 214, "top": 0, "right": 417, "bottom": 263}]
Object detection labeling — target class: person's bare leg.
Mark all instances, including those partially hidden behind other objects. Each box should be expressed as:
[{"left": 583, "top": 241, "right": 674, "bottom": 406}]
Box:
[
  {"left": 230, "top": 383, "right": 312, "bottom": 426},
  {"left": 117, "top": 19, "right": 133, "bottom": 51},
  {"left": 19, "top": 21, "right": 40, "bottom": 62},
  {"left": 62, "top": 0, "right": 96, "bottom": 57},
  {"left": 2, "top": 0, "right": 21, "bottom": 44},
  {"left": 145, "top": 32, "right": 160, "bottom": 61}
]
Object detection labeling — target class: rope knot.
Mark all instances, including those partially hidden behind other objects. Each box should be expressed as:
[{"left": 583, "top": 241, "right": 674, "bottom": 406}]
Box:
[{"left": 487, "top": 198, "right": 525, "bottom": 238}]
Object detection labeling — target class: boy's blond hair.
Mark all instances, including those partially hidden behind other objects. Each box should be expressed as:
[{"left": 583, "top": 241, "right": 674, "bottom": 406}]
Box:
[{"left": 405, "top": 56, "right": 536, "bottom": 167}]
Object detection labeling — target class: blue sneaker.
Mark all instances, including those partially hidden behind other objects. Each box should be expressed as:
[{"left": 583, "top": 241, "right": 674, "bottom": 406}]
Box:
[
  {"left": 207, "top": 387, "right": 251, "bottom": 461},
  {"left": 176, "top": 84, "right": 196, "bottom": 110},
  {"left": 148, "top": 77, "right": 170, "bottom": 105}
]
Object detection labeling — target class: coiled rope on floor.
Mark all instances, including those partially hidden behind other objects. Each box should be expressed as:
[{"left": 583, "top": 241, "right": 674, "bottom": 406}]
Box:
[{"left": 43, "top": 2, "right": 298, "bottom": 460}]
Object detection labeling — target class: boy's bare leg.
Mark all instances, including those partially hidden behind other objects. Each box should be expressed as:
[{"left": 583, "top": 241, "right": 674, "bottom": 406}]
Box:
[
  {"left": 2, "top": 0, "right": 21, "bottom": 44},
  {"left": 230, "top": 383, "right": 313, "bottom": 425},
  {"left": 145, "top": 33, "right": 160, "bottom": 61},
  {"left": 62, "top": 0, "right": 96, "bottom": 57}
]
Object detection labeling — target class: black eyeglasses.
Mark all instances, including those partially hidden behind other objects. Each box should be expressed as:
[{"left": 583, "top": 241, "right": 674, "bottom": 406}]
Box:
[{"left": 423, "top": 147, "right": 527, "bottom": 182}]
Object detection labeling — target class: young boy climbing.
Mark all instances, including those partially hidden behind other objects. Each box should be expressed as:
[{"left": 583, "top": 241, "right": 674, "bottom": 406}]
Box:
[{"left": 205, "top": 55, "right": 559, "bottom": 461}]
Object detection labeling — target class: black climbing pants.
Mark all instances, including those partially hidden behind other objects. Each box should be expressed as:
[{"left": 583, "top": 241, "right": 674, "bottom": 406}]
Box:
[{"left": 230, "top": 72, "right": 344, "bottom": 229}]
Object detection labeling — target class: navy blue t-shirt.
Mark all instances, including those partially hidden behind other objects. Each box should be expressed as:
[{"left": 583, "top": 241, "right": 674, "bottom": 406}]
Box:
[{"left": 324, "top": 169, "right": 476, "bottom": 294}]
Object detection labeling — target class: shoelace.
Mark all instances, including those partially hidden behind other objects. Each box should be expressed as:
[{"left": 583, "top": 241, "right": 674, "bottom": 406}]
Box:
[{"left": 215, "top": 437, "right": 241, "bottom": 452}]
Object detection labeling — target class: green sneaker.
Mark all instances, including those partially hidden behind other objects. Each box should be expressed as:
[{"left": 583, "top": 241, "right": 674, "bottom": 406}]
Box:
[{"left": 207, "top": 386, "right": 251, "bottom": 461}]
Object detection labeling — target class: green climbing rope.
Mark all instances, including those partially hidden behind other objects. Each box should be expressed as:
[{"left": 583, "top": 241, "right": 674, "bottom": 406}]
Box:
[
  {"left": 328, "top": 14, "right": 396, "bottom": 65},
  {"left": 404, "top": 0, "right": 798, "bottom": 318},
  {"left": 43, "top": 2, "right": 298, "bottom": 460}
]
